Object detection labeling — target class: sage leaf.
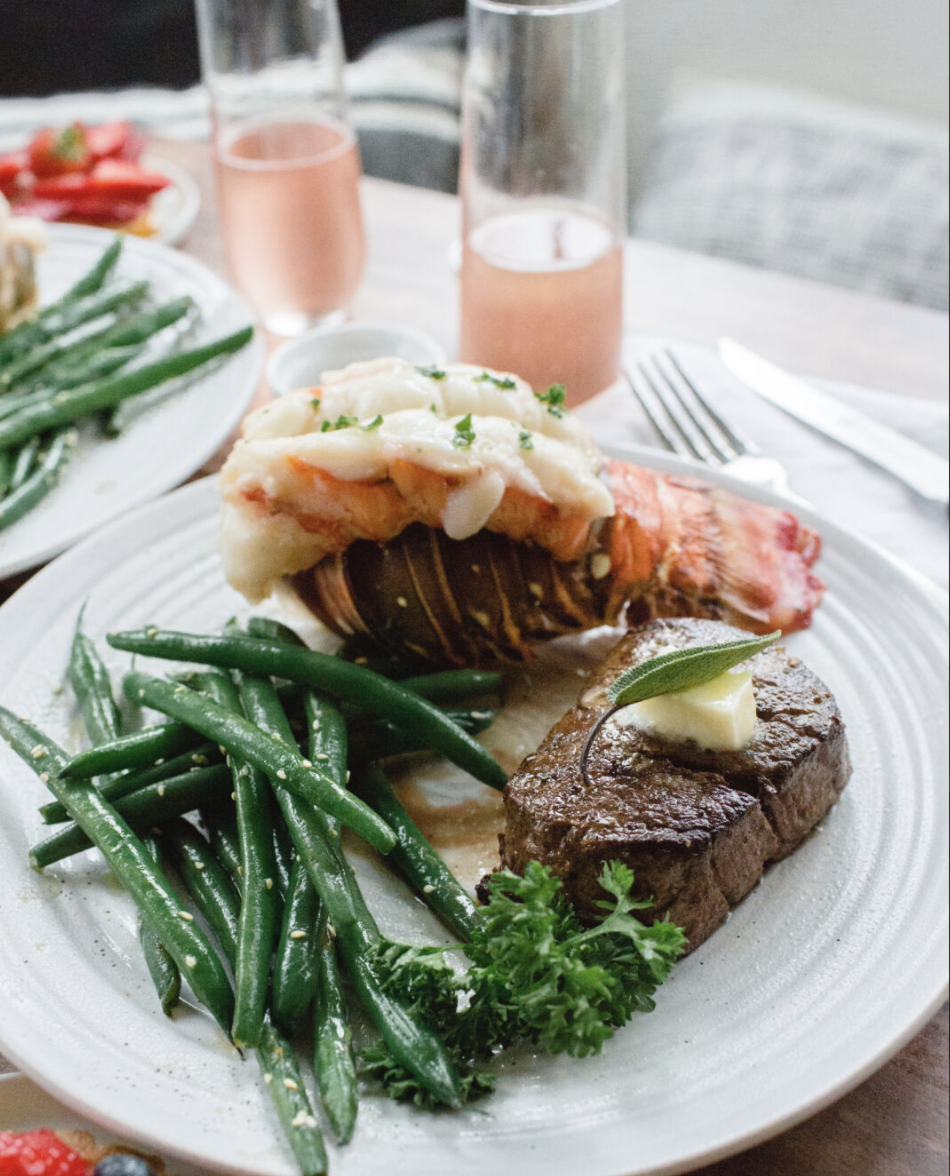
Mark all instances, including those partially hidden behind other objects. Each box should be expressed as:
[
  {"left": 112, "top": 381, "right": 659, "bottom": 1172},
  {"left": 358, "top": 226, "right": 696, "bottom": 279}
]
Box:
[
  {"left": 607, "top": 630, "right": 781, "bottom": 706},
  {"left": 580, "top": 630, "right": 781, "bottom": 788}
]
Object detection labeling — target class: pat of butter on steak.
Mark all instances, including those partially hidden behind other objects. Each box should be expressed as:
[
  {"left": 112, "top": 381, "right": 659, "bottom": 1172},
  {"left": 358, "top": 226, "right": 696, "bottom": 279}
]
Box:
[{"left": 499, "top": 618, "right": 851, "bottom": 950}]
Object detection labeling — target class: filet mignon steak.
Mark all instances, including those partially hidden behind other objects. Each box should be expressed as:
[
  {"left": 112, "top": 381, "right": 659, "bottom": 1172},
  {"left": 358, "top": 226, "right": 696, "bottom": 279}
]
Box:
[{"left": 499, "top": 618, "right": 851, "bottom": 949}]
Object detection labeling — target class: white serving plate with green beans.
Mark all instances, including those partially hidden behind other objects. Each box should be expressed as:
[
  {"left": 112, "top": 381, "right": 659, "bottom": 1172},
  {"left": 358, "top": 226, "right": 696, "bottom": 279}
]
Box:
[
  {"left": 0, "top": 223, "right": 262, "bottom": 579},
  {"left": 0, "top": 454, "right": 946, "bottom": 1176}
]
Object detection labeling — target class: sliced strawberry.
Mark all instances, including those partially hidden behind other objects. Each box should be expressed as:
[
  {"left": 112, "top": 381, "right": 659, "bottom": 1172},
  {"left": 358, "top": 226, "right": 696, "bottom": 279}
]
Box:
[
  {"left": 30, "top": 173, "right": 94, "bottom": 199},
  {"left": 0, "top": 1129, "right": 90, "bottom": 1176},
  {"left": 0, "top": 151, "right": 28, "bottom": 189},
  {"left": 28, "top": 124, "right": 92, "bottom": 178},
  {"left": 59, "top": 194, "right": 151, "bottom": 224},
  {"left": 85, "top": 120, "right": 133, "bottom": 161},
  {"left": 86, "top": 159, "right": 170, "bottom": 200}
]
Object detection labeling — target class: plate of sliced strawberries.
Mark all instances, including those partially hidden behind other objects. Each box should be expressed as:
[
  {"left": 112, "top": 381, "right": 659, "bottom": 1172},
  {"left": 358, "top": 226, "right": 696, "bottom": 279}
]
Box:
[{"left": 0, "top": 121, "right": 199, "bottom": 246}]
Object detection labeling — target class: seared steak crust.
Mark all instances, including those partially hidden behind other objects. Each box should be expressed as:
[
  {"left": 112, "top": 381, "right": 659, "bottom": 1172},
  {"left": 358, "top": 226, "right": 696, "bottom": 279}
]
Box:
[{"left": 500, "top": 618, "right": 851, "bottom": 949}]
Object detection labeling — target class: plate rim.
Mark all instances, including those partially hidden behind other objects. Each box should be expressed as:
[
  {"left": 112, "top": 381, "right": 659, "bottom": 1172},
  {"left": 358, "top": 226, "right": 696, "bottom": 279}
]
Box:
[
  {"left": 0, "top": 222, "right": 263, "bottom": 580},
  {"left": 0, "top": 449, "right": 946, "bottom": 1176}
]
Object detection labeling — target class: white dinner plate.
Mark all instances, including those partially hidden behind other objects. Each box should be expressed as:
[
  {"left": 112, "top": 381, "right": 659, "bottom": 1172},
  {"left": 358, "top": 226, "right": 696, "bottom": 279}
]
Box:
[
  {"left": 0, "top": 445, "right": 946, "bottom": 1176},
  {"left": 0, "top": 223, "right": 263, "bottom": 579},
  {"left": 145, "top": 156, "right": 202, "bottom": 247}
]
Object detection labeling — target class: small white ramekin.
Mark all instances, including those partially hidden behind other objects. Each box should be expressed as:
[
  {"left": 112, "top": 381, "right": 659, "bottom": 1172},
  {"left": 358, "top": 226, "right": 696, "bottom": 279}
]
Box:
[{"left": 266, "top": 320, "right": 447, "bottom": 397}]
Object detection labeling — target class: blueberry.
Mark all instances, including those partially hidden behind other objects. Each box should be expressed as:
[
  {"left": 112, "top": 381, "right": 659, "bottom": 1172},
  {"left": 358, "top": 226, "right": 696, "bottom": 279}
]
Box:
[{"left": 93, "top": 1156, "right": 158, "bottom": 1176}]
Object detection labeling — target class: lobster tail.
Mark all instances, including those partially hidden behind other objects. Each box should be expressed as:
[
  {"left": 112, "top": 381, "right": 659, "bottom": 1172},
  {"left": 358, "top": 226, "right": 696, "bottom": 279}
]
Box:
[
  {"left": 293, "top": 523, "right": 613, "bottom": 667},
  {"left": 293, "top": 460, "right": 824, "bottom": 667},
  {"left": 603, "top": 461, "right": 824, "bottom": 635}
]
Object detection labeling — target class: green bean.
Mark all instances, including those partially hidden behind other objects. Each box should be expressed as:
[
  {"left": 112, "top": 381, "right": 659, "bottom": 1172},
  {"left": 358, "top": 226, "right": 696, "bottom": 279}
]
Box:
[
  {"left": 251, "top": 633, "right": 360, "bottom": 1135},
  {"left": 1, "top": 321, "right": 121, "bottom": 393},
  {"left": 101, "top": 671, "right": 397, "bottom": 854},
  {"left": 9, "top": 436, "right": 41, "bottom": 491},
  {"left": 0, "top": 283, "right": 150, "bottom": 387},
  {"left": 39, "top": 297, "right": 194, "bottom": 387},
  {"left": 105, "top": 363, "right": 211, "bottom": 436},
  {"left": 0, "top": 326, "right": 254, "bottom": 452},
  {"left": 348, "top": 708, "right": 496, "bottom": 765},
  {"left": 30, "top": 762, "right": 230, "bottom": 868},
  {"left": 351, "top": 765, "right": 480, "bottom": 942},
  {"left": 195, "top": 665, "right": 280, "bottom": 1051},
  {"left": 201, "top": 801, "right": 243, "bottom": 891},
  {"left": 0, "top": 429, "right": 74, "bottom": 533},
  {"left": 106, "top": 629, "right": 508, "bottom": 792},
  {"left": 0, "top": 281, "right": 149, "bottom": 385},
  {"left": 271, "top": 857, "right": 321, "bottom": 1034},
  {"left": 0, "top": 238, "right": 121, "bottom": 366},
  {"left": 0, "top": 705, "right": 234, "bottom": 1034},
  {"left": 246, "top": 616, "right": 306, "bottom": 646},
  {"left": 272, "top": 811, "right": 295, "bottom": 894},
  {"left": 46, "top": 277, "right": 145, "bottom": 330},
  {"left": 162, "top": 817, "right": 240, "bottom": 965},
  {"left": 54, "top": 238, "right": 123, "bottom": 307},
  {"left": 312, "top": 906, "right": 358, "bottom": 1143},
  {"left": 236, "top": 673, "right": 463, "bottom": 1108},
  {"left": 312, "top": 927, "right": 357, "bottom": 1142},
  {"left": 155, "top": 788, "right": 327, "bottom": 1175},
  {"left": 0, "top": 450, "right": 12, "bottom": 499},
  {"left": 61, "top": 719, "right": 206, "bottom": 777},
  {"left": 47, "top": 344, "right": 139, "bottom": 391},
  {"left": 303, "top": 690, "right": 358, "bottom": 1139},
  {"left": 67, "top": 614, "right": 121, "bottom": 749},
  {"left": 40, "top": 742, "right": 220, "bottom": 824},
  {"left": 257, "top": 1020, "right": 329, "bottom": 1176},
  {"left": 397, "top": 669, "right": 504, "bottom": 704},
  {"left": 139, "top": 836, "right": 181, "bottom": 1017}
]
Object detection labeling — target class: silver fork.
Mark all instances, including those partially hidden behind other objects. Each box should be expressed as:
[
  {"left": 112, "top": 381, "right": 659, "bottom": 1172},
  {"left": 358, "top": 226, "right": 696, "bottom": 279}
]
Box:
[{"left": 626, "top": 349, "right": 804, "bottom": 501}]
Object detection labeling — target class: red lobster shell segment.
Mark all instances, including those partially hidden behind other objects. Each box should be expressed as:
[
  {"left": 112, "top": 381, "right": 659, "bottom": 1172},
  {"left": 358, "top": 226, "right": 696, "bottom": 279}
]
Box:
[{"left": 604, "top": 460, "right": 824, "bottom": 635}]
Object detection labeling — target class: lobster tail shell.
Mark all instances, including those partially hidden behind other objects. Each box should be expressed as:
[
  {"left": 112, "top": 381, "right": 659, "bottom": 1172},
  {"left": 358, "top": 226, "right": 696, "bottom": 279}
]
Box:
[
  {"left": 293, "top": 524, "right": 616, "bottom": 667},
  {"left": 292, "top": 461, "right": 825, "bottom": 667}
]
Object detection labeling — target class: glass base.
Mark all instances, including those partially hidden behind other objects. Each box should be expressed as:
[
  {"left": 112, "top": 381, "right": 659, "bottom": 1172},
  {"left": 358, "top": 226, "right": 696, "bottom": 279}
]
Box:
[{"left": 262, "top": 307, "right": 348, "bottom": 337}]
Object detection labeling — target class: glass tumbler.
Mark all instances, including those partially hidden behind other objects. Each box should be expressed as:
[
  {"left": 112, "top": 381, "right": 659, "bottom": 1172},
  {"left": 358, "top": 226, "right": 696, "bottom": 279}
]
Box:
[
  {"left": 195, "top": 0, "right": 365, "bottom": 336},
  {"left": 458, "top": 0, "right": 626, "bottom": 405}
]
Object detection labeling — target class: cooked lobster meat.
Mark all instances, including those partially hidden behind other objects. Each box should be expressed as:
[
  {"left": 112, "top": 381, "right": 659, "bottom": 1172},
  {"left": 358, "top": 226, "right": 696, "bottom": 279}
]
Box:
[{"left": 219, "top": 359, "right": 823, "bottom": 666}]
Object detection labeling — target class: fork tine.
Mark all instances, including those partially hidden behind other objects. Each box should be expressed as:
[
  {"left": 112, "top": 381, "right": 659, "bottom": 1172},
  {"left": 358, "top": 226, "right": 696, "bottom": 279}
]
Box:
[
  {"left": 625, "top": 366, "right": 702, "bottom": 459},
  {"left": 651, "top": 352, "right": 735, "bottom": 463},
  {"left": 663, "top": 349, "right": 762, "bottom": 457},
  {"left": 636, "top": 356, "right": 720, "bottom": 462}
]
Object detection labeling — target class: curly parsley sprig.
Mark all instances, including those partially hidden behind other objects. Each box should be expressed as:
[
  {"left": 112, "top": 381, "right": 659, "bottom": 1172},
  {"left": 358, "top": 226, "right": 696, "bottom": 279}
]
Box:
[{"left": 362, "top": 860, "right": 685, "bottom": 1104}]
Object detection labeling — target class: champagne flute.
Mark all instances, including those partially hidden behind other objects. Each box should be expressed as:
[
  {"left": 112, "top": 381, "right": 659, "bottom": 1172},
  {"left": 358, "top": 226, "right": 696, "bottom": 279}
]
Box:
[
  {"left": 459, "top": 0, "right": 626, "bottom": 405},
  {"left": 195, "top": 0, "right": 365, "bottom": 336}
]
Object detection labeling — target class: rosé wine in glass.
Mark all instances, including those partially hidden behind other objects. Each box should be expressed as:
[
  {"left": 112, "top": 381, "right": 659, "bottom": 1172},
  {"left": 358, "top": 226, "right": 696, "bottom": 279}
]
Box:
[
  {"left": 459, "top": 205, "right": 623, "bottom": 405},
  {"left": 215, "top": 117, "right": 365, "bottom": 336}
]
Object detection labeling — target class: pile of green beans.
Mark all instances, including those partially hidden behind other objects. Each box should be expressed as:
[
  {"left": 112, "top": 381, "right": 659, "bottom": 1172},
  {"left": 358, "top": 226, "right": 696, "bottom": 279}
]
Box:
[
  {"left": 0, "top": 237, "right": 253, "bottom": 532},
  {"left": 0, "top": 613, "right": 507, "bottom": 1176}
]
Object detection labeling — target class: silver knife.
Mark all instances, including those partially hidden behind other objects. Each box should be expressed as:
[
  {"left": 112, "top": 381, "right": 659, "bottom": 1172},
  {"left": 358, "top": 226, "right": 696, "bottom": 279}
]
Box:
[{"left": 719, "top": 338, "right": 949, "bottom": 506}]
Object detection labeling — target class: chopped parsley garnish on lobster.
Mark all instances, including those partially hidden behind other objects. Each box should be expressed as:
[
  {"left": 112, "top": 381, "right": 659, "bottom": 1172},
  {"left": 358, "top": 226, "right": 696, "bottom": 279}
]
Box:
[
  {"left": 417, "top": 364, "right": 448, "bottom": 380},
  {"left": 518, "top": 429, "right": 534, "bottom": 450},
  {"left": 361, "top": 414, "right": 384, "bottom": 431},
  {"left": 536, "top": 383, "right": 567, "bottom": 416},
  {"left": 321, "top": 415, "right": 359, "bottom": 432},
  {"left": 310, "top": 398, "right": 321, "bottom": 411},
  {"left": 475, "top": 370, "right": 517, "bottom": 390},
  {"left": 453, "top": 413, "right": 476, "bottom": 448},
  {"left": 363, "top": 860, "right": 686, "bottom": 1106}
]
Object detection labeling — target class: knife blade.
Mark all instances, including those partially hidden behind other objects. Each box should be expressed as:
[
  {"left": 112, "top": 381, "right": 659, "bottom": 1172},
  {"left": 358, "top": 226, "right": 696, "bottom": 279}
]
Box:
[{"left": 719, "top": 338, "right": 949, "bottom": 506}]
